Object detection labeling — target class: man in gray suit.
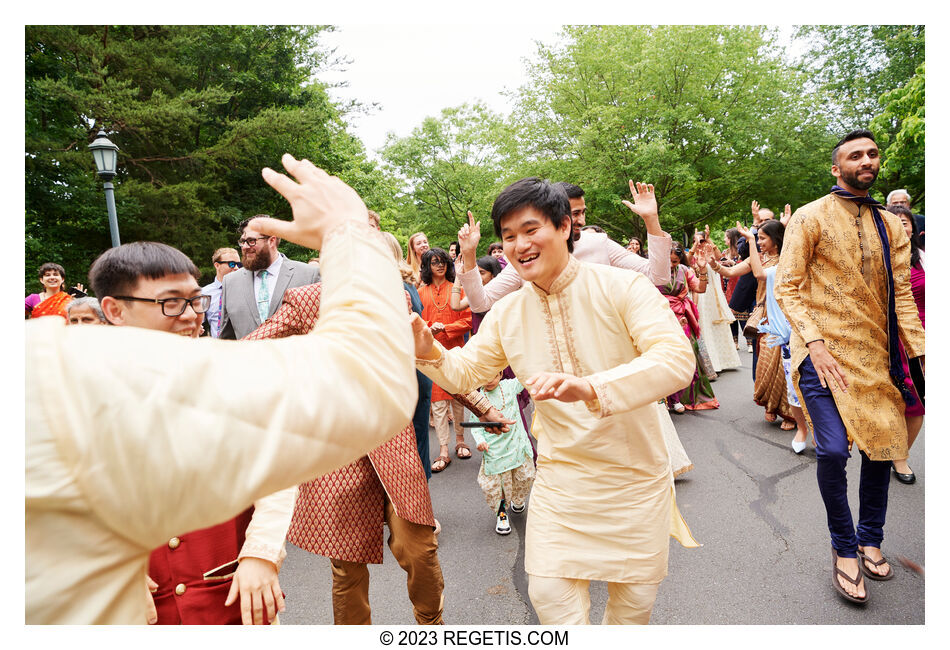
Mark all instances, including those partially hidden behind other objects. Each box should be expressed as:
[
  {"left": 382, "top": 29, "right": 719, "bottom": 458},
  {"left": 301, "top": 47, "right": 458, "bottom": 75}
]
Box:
[{"left": 219, "top": 215, "right": 321, "bottom": 339}]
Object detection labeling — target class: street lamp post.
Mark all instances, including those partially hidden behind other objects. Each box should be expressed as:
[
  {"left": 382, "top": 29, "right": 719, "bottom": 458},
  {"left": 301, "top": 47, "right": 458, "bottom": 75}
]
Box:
[{"left": 88, "top": 130, "right": 121, "bottom": 248}]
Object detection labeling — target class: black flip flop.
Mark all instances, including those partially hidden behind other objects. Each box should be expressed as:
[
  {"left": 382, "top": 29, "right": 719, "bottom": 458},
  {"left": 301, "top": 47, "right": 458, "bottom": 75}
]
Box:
[
  {"left": 832, "top": 550, "right": 869, "bottom": 604},
  {"left": 857, "top": 547, "right": 895, "bottom": 581}
]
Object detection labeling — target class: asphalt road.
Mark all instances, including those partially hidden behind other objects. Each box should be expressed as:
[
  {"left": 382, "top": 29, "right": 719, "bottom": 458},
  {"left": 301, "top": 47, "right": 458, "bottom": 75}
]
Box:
[{"left": 279, "top": 347, "right": 925, "bottom": 625}]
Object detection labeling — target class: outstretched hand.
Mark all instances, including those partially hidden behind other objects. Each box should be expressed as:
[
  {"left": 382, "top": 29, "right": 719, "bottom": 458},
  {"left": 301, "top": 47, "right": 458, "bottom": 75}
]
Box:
[
  {"left": 735, "top": 220, "right": 753, "bottom": 242},
  {"left": 410, "top": 313, "right": 435, "bottom": 358},
  {"left": 750, "top": 200, "right": 761, "bottom": 223},
  {"left": 524, "top": 372, "right": 596, "bottom": 403},
  {"left": 781, "top": 203, "right": 792, "bottom": 226},
  {"left": 480, "top": 406, "right": 516, "bottom": 435},
  {"left": 458, "top": 211, "right": 482, "bottom": 256},
  {"left": 250, "top": 153, "right": 367, "bottom": 250}
]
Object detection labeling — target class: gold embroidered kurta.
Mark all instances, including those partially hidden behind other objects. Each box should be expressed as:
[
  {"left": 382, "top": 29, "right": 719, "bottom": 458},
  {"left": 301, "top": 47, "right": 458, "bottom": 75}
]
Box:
[
  {"left": 25, "top": 222, "right": 417, "bottom": 624},
  {"left": 775, "top": 193, "right": 925, "bottom": 460},
  {"left": 417, "top": 257, "right": 698, "bottom": 584}
]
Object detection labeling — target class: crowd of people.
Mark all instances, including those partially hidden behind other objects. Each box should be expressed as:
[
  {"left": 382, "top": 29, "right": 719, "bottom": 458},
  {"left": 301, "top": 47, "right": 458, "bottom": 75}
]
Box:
[{"left": 25, "top": 128, "right": 924, "bottom": 625}]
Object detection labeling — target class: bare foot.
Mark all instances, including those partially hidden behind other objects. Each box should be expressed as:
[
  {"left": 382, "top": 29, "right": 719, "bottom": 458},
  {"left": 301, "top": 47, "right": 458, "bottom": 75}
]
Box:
[
  {"left": 836, "top": 555, "right": 866, "bottom": 599},
  {"left": 858, "top": 546, "right": 891, "bottom": 578}
]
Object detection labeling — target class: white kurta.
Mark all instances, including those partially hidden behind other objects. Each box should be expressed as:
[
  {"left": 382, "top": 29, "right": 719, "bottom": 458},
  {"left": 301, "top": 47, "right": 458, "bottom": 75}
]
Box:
[
  {"left": 25, "top": 221, "right": 417, "bottom": 624},
  {"left": 418, "top": 257, "right": 698, "bottom": 583},
  {"left": 695, "top": 266, "right": 741, "bottom": 372}
]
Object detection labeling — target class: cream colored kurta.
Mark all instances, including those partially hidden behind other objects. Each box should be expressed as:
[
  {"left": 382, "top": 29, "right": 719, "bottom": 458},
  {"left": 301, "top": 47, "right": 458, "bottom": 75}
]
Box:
[
  {"left": 775, "top": 193, "right": 925, "bottom": 460},
  {"left": 25, "top": 221, "right": 417, "bottom": 624},
  {"left": 418, "top": 257, "right": 698, "bottom": 584}
]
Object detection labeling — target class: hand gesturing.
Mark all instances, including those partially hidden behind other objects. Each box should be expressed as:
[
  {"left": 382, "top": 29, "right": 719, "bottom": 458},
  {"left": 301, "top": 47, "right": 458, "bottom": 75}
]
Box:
[{"left": 621, "top": 180, "right": 659, "bottom": 222}]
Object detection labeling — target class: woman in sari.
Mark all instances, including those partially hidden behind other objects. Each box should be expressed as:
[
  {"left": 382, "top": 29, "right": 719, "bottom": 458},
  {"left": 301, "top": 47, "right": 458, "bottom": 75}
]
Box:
[
  {"left": 711, "top": 220, "right": 796, "bottom": 430},
  {"left": 25, "top": 262, "right": 73, "bottom": 320},
  {"left": 659, "top": 243, "right": 719, "bottom": 413}
]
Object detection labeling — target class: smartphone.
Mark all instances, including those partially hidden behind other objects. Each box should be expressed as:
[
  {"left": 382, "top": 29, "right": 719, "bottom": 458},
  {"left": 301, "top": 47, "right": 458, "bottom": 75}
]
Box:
[{"left": 460, "top": 422, "right": 506, "bottom": 428}]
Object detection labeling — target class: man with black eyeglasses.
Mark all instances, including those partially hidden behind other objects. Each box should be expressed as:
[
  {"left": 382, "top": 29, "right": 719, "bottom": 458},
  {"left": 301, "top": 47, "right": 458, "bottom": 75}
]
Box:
[
  {"left": 89, "top": 241, "right": 298, "bottom": 624},
  {"left": 219, "top": 216, "right": 320, "bottom": 339},
  {"left": 202, "top": 247, "right": 242, "bottom": 338}
]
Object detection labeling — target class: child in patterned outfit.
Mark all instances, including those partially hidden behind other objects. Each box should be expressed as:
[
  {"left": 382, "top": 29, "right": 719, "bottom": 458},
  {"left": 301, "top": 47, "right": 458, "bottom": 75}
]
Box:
[{"left": 471, "top": 371, "right": 536, "bottom": 535}]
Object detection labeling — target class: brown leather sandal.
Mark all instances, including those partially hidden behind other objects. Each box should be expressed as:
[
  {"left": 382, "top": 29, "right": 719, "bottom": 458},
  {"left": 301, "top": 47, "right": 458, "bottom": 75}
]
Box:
[
  {"left": 431, "top": 455, "right": 451, "bottom": 473},
  {"left": 455, "top": 442, "right": 472, "bottom": 459},
  {"left": 857, "top": 547, "right": 894, "bottom": 581},
  {"left": 832, "top": 550, "right": 869, "bottom": 603}
]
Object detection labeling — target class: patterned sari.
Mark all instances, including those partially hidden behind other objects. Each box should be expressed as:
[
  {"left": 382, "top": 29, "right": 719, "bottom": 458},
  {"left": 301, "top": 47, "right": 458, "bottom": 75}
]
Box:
[
  {"left": 752, "top": 257, "right": 793, "bottom": 421},
  {"left": 658, "top": 265, "right": 719, "bottom": 410},
  {"left": 29, "top": 291, "right": 72, "bottom": 320}
]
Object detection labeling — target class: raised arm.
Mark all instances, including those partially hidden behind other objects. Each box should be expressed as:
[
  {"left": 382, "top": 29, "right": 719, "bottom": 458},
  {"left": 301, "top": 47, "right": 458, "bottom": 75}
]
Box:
[
  {"left": 735, "top": 222, "right": 766, "bottom": 280},
  {"left": 36, "top": 156, "right": 418, "bottom": 550},
  {"left": 620, "top": 180, "right": 672, "bottom": 284}
]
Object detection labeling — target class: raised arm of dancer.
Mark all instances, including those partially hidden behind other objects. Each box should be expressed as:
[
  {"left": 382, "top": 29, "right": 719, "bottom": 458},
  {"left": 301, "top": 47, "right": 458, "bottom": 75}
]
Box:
[
  {"left": 618, "top": 180, "right": 672, "bottom": 284},
  {"left": 457, "top": 211, "right": 523, "bottom": 312},
  {"left": 735, "top": 223, "right": 766, "bottom": 280}
]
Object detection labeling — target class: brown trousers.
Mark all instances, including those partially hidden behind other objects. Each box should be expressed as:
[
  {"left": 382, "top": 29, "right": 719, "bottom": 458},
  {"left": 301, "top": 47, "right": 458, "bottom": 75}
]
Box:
[{"left": 330, "top": 497, "right": 444, "bottom": 624}]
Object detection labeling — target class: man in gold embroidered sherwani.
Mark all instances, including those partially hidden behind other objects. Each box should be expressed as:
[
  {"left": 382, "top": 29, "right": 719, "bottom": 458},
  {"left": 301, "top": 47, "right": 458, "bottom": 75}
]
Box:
[
  {"left": 25, "top": 155, "right": 417, "bottom": 624},
  {"left": 775, "top": 130, "right": 925, "bottom": 604},
  {"left": 413, "top": 178, "right": 698, "bottom": 625}
]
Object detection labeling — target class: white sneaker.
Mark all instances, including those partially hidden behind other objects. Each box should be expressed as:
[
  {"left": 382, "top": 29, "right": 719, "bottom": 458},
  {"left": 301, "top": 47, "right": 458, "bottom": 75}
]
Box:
[
  {"left": 747, "top": 344, "right": 754, "bottom": 353},
  {"left": 510, "top": 502, "right": 526, "bottom": 514},
  {"left": 495, "top": 509, "right": 511, "bottom": 535}
]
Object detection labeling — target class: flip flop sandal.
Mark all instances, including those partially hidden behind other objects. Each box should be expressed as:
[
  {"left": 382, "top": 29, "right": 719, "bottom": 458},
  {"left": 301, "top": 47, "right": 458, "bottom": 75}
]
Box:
[
  {"left": 455, "top": 442, "right": 472, "bottom": 459},
  {"left": 780, "top": 419, "right": 797, "bottom": 431},
  {"left": 832, "top": 550, "right": 869, "bottom": 604},
  {"left": 765, "top": 412, "right": 778, "bottom": 423},
  {"left": 857, "top": 547, "right": 895, "bottom": 581},
  {"left": 431, "top": 455, "right": 451, "bottom": 473}
]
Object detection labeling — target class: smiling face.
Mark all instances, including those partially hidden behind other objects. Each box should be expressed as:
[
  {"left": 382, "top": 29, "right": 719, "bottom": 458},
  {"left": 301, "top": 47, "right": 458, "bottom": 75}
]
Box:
[
  {"left": 411, "top": 235, "right": 429, "bottom": 257},
  {"left": 757, "top": 230, "right": 776, "bottom": 255},
  {"left": 40, "top": 269, "right": 64, "bottom": 293},
  {"left": 213, "top": 249, "right": 241, "bottom": 280},
  {"left": 833, "top": 137, "right": 880, "bottom": 194},
  {"left": 239, "top": 226, "right": 277, "bottom": 272},
  {"left": 106, "top": 273, "right": 204, "bottom": 337},
  {"left": 898, "top": 213, "right": 914, "bottom": 240},
  {"left": 501, "top": 206, "right": 572, "bottom": 292},
  {"left": 569, "top": 197, "right": 587, "bottom": 241}
]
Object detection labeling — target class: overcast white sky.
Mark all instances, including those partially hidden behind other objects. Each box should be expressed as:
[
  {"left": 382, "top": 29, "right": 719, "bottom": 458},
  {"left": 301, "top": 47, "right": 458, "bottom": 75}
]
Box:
[{"left": 318, "top": 24, "right": 565, "bottom": 156}]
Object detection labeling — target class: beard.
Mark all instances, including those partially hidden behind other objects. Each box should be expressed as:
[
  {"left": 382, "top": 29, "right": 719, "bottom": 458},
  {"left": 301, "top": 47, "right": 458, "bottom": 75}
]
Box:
[
  {"left": 840, "top": 166, "right": 878, "bottom": 191},
  {"left": 243, "top": 246, "right": 274, "bottom": 272}
]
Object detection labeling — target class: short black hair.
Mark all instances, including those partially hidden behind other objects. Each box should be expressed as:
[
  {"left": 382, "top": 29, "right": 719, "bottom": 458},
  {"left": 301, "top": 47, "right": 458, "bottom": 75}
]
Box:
[
  {"left": 420, "top": 247, "right": 454, "bottom": 286},
  {"left": 89, "top": 241, "right": 200, "bottom": 299},
  {"left": 490, "top": 178, "right": 574, "bottom": 254},
  {"left": 758, "top": 219, "right": 786, "bottom": 255},
  {"left": 487, "top": 241, "right": 503, "bottom": 254},
  {"left": 476, "top": 255, "right": 502, "bottom": 278},
  {"left": 554, "top": 181, "right": 584, "bottom": 200},
  {"left": 449, "top": 241, "right": 460, "bottom": 253},
  {"left": 38, "top": 262, "right": 65, "bottom": 281},
  {"left": 832, "top": 129, "right": 877, "bottom": 165}
]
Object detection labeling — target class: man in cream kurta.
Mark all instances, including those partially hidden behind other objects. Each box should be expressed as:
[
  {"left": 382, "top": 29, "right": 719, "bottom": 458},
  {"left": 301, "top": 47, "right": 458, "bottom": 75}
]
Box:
[
  {"left": 414, "top": 177, "right": 697, "bottom": 625},
  {"left": 25, "top": 156, "right": 417, "bottom": 624}
]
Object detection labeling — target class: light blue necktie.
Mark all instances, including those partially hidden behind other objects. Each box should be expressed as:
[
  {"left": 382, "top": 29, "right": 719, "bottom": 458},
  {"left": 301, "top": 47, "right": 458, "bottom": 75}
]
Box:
[{"left": 257, "top": 270, "right": 270, "bottom": 322}]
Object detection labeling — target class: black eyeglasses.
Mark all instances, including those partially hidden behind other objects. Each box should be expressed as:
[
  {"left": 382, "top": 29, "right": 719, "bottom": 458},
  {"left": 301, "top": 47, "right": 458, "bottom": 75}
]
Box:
[
  {"left": 238, "top": 236, "right": 270, "bottom": 248},
  {"left": 215, "top": 260, "right": 242, "bottom": 269},
  {"left": 114, "top": 294, "right": 212, "bottom": 317},
  {"left": 429, "top": 260, "right": 447, "bottom": 267}
]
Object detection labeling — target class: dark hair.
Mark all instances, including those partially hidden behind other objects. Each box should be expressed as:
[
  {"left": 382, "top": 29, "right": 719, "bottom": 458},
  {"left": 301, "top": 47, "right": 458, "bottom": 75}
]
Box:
[
  {"left": 490, "top": 178, "right": 574, "bottom": 254},
  {"left": 237, "top": 215, "right": 278, "bottom": 243},
  {"left": 758, "top": 219, "right": 786, "bottom": 255},
  {"left": 832, "top": 129, "right": 876, "bottom": 165},
  {"left": 887, "top": 204, "right": 921, "bottom": 268},
  {"left": 487, "top": 241, "right": 503, "bottom": 254},
  {"left": 670, "top": 243, "right": 684, "bottom": 265},
  {"left": 38, "top": 262, "right": 65, "bottom": 281},
  {"left": 89, "top": 241, "right": 200, "bottom": 299},
  {"left": 448, "top": 241, "right": 460, "bottom": 254},
  {"left": 554, "top": 181, "right": 584, "bottom": 200},
  {"left": 420, "top": 247, "right": 454, "bottom": 285},
  {"left": 476, "top": 255, "right": 502, "bottom": 278},
  {"left": 725, "top": 228, "right": 741, "bottom": 252},
  {"left": 581, "top": 225, "right": 606, "bottom": 234}
]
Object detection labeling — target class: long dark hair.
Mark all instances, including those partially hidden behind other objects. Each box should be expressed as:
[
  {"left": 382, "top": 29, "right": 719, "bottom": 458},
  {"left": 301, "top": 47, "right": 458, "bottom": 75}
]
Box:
[
  {"left": 725, "top": 228, "right": 740, "bottom": 255},
  {"left": 887, "top": 205, "right": 921, "bottom": 269},
  {"left": 476, "top": 255, "right": 502, "bottom": 278},
  {"left": 420, "top": 248, "right": 454, "bottom": 285},
  {"left": 758, "top": 220, "right": 785, "bottom": 255}
]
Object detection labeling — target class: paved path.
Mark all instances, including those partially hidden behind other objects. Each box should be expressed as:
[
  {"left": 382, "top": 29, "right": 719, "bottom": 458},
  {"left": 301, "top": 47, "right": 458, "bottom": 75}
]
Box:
[{"left": 279, "top": 348, "right": 925, "bottom": 624}]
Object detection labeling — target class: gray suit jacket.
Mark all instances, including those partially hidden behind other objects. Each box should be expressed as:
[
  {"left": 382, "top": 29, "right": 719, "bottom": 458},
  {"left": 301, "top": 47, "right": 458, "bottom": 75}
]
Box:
[{"left": 219, "top": 254, "right": 321, "bottom": 339}]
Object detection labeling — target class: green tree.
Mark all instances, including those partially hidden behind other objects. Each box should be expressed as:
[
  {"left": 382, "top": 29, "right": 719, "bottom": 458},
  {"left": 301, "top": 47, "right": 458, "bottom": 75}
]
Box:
[
  {"left": 25, "top": 25, "right": 392, "bottom": 293},
  {"left": 509, "top": 25, "right": 834, "bottom": 245},
  {"left": 380, "top": 102, "right": 512, "bottom": 248},
  {"left": 870, "top": 63, "right": 925, "bottom": 210}
]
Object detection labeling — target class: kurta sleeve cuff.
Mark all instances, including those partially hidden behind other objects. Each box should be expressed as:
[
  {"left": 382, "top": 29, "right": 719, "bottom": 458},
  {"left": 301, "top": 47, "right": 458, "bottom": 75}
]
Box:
[
  {"left": 416, "top": 340, "right": 446, "bottom": 367},
  {"left": 583, "top": 376, "right": 612, "bottom": 418}
]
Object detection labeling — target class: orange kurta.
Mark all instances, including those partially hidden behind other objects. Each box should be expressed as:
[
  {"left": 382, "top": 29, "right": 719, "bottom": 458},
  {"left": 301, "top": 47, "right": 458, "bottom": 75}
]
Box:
[{"left": 418, "top": 282, "right": 471, "bottom": 402}]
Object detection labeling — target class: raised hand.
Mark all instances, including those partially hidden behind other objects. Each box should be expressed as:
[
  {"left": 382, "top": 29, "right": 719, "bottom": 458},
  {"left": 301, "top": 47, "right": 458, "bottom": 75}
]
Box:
[
  {"left": 621, "top": 180, "right": 659, "bottom": 222},
  {"left": 250, "top": 153, "right": 367, "bottom": 250},
  {"left": 735, "top": 220, "right": 753, "bottom": 242},
  {"left": 751, "top": 200, "right": 761, "bottom": 224},
  {"left": 781, "top": 203, "right": 792, "bottom": 226},
  {"left": 457, "top": 210, "right": 482, "bottom": 271}
]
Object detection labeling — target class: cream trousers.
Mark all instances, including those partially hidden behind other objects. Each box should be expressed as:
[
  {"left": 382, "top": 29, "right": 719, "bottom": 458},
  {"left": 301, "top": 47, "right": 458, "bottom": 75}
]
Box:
[{"left": 528, "top": 574, "right": 660, "bottom": 624}]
